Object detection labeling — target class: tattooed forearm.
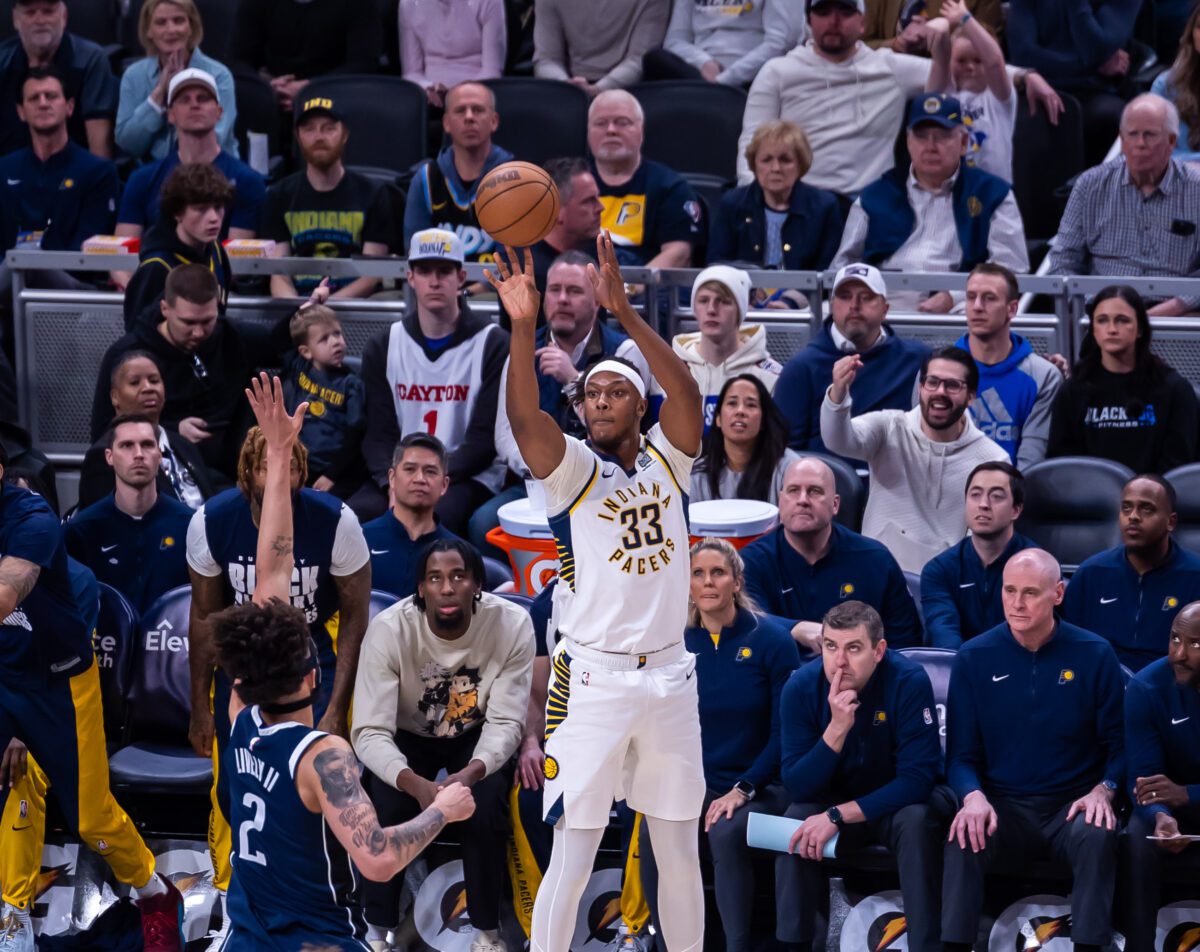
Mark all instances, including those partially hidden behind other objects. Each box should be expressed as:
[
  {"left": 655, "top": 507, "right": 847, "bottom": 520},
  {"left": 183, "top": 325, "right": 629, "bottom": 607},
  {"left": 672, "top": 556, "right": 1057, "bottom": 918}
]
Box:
[
  {"left": 313, "top": 748, "right": 361, "bottom": 808},
  {"left": 0, "top": 557, "right": 39, "bottom": 608},
  {"left": 270, "top": 534, "right": 293, "bottom": 557},
  {"left": 339, "top": 802, "right": 389, "bottom": 855},
  {"left": 388, "top": 807, "right": 446, "bottom": 859}
]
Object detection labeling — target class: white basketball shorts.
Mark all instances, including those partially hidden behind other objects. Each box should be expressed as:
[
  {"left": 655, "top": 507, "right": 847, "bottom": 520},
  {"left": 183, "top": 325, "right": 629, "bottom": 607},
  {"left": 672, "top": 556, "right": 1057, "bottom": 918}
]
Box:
[{"left": 541, "top": 638, "right": 706, "bottom": 830}]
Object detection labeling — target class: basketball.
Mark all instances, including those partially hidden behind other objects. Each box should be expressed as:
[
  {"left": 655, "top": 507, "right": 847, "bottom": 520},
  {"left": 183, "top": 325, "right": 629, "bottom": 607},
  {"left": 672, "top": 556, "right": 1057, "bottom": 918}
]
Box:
[{"left": 474, "top": 161, "right": 561, "bottom": 247}]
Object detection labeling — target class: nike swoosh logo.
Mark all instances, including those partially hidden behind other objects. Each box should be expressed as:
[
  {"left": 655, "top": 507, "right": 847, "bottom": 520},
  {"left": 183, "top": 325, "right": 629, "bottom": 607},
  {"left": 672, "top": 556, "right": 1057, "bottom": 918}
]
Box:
[
  {"left": 101, "top": 544, "right": 118, "bottom": 552},
  {"left": 369, "top": 549, "right": 389, "bottom": 555},
  {"left": 600, "top": 467, "right": 618, "bottom": 478},
  {"left": 11, "top": 823, "right": 31, "bottom": 831},
  {"left": 1100, "top": 597, "right": 1118, "bottom": 604},
  {"left": 781, "top": 587, "right": 794, "bottom": 594},
  {"left": 431, "top": 200, "right": 447, "bottom": 210},
  {"left": 992, "top": 674, "right": 1010, "bottom": 682},
  {"left": 1173, "top": 717, "right": 1190, "bottom": 725},
  {"left": 686, "top": 669, "right": 695, "bottom": 680},
  {"left": 959, "top": 582, "right": 975, "bottom": 589}
]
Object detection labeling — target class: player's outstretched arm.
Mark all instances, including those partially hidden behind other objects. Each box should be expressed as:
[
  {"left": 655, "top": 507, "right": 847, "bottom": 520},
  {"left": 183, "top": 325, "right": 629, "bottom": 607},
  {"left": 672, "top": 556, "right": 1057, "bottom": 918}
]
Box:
[
  {"left": 486, "top": 246, "right": 567, "bottom": 479},
  {"left": 297, "top": 737, "right": 475, "bottom": 881},
  {"left": 587, "top": 232, "right": 702, "bottom": 456},
  {"left": 245, "top": 373, "right": 308, "bottom": 606}
]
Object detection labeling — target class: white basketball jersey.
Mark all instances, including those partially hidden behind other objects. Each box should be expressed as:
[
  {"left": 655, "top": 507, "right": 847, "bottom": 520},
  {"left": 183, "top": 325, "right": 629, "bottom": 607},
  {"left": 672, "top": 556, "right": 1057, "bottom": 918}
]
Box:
[{"left": 542, "top": 423, "right": 696, "bottom": 655}]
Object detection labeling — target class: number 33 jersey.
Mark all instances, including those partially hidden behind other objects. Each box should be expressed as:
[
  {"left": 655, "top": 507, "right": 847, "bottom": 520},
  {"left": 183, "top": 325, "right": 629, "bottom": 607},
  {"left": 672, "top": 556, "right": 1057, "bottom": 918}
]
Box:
[{"left": 543, "top": 423, "right": 696, "bottom": 655}]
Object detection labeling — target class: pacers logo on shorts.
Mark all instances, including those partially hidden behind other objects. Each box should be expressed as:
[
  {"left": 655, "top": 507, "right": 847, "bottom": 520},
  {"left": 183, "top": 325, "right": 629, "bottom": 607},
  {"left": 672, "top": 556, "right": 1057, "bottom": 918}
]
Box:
[{"left": 544, "top": 756, "right": 559, "bottom": 781}]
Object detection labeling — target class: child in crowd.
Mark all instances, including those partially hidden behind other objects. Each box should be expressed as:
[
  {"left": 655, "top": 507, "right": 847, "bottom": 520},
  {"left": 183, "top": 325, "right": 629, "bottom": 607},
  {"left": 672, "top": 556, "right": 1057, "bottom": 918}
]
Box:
[
  {"left": 926, "top": 0, "right": 1015, "bottom": 182},
  {"left": 283, "top": 302, "right": 367, "bottom": 496}
]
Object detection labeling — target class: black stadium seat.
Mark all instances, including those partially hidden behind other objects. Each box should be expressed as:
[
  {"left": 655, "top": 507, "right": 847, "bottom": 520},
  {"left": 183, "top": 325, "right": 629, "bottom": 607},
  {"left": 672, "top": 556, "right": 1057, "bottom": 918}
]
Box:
[
  {"left": 1015, "top": 456, "right": 1134, "bottom": 572},
  {"left": 232, "top": 66, "right": 281, "bottom": 169},
  {"left": 299, "top": 75, "right": 428, "bottom": 176},
  {"left": 795, "top": 450, "right": 866, "bottom": 532},
  {"left": 483, "top": 555, "right": 514, "bottom": 591},
  {"left": 94, "top": 582, "right": 139, "bottom": 743},
  {"left": 629, "top": 80, "right": 746, "bottom": 183},
  {"left": 1164, "top": 463, "right": 1200, "bottom": 552},
  {"left": 109, "top": 585, "right": 212, "bottom": 791},
  {"left": 483, "top": 78, "right": 589, "bottom": 166},
  {"left": 1011, "top": 91, "right": 1085, "bottom": 242}
]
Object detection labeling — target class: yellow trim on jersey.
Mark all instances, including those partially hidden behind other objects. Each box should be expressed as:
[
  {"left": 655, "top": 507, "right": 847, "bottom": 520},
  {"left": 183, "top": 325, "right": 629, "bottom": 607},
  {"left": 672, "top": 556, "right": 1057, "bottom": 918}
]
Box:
[
  {"left": 566, "top": 461, "right": 600, "bottom": 516},
  {"left": 644, "top": 439, "right": 684, "bottom": 496},
  {"left": 544, "top": 651, "right": 572, "bottom": 741}
]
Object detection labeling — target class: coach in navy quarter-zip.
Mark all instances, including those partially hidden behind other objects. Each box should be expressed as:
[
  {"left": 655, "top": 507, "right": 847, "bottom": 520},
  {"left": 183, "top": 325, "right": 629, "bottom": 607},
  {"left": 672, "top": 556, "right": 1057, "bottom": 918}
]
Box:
[
  {"left": 1063, "top": 474, "right": 1200, "bottom": 671},
  {"left": 943, "top": 549, "right": 1125, "bottom": 952}
]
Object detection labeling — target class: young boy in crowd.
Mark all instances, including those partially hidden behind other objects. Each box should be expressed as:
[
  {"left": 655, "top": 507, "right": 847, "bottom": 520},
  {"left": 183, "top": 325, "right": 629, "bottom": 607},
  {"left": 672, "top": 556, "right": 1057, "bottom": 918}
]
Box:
[{"left": 283, "top": 302, "right": 367, "bottom": 497}]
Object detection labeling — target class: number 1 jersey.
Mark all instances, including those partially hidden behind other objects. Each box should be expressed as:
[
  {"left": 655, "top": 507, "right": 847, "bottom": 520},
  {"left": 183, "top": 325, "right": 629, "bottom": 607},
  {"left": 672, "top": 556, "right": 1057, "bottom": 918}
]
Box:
[{"left": 543, "top": 423, "right": 696, "bottom": 655}]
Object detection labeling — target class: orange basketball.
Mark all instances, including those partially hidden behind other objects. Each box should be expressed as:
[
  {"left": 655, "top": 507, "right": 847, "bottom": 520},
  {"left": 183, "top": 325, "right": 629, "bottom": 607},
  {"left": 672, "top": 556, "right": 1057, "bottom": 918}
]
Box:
[{"left": 474, "top": 161, "right": 561, "bottom": 248}]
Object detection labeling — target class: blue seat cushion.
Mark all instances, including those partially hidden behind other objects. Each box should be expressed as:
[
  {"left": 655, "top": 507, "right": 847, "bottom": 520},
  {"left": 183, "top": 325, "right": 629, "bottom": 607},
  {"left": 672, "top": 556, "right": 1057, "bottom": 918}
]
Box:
[{"left": 109, "top": 742, "right": 213, "bottom": 789}]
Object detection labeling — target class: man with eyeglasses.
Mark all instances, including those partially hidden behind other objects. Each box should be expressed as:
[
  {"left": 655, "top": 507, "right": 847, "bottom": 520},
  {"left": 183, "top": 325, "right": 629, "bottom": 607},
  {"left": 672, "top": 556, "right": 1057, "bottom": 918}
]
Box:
[
  {"left": 587, "top": 89, "right": 701, "bottom": 269},
  {"left": 1049, "top": 94, "right": 1200, "bottom": 317},
  {"left": 831, "top": 93, "right": 1028, "bottom": 313},
  {"left": 92, "top": 265, "right": 292, "bottom": 478},
  {"left": 821, "top": 344, "right": 1008, "bottom": 573}
]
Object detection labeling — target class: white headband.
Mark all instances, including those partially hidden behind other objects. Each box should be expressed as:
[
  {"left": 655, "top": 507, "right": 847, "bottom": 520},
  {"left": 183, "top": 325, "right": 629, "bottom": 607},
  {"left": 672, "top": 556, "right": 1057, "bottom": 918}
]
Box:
[{"left": 584, "top": 359, "right": 647, "bottom": 398}]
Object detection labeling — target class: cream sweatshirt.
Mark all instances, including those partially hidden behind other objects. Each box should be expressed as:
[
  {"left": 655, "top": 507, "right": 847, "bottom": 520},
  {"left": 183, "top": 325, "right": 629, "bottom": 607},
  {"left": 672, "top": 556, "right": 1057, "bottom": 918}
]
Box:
[{"left": 351, "top": 593, "right": 535, "bottom": 787}]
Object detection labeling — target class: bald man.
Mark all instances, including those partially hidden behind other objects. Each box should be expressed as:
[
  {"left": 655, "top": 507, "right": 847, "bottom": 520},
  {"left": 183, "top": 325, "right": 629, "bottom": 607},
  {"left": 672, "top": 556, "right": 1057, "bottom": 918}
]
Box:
[
  {"left": 739, "top": 457, "right": 922, "bottom": 653},
  {"left": 1121, "top": 601, "right": 1200, "bottom": 952},
  {"left": 942, "top": 549, "right": 1126, "bottom": 952}
]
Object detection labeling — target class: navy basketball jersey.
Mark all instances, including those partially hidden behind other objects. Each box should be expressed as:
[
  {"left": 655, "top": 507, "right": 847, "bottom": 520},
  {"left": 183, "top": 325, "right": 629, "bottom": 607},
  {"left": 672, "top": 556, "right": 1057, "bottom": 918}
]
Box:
[{"left": 224, "top": 707, "right": 367, "bottom": 950}]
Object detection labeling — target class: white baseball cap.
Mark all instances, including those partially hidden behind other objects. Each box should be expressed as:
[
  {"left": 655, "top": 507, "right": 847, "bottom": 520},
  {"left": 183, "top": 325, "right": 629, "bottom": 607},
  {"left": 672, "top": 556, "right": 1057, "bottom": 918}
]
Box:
[
  {"left": 692, "top": 265, "right": 751, "bottom": 324},
  {"left": 167, "top": 68, "right": 218, "bottom": 106},
  {"left": 831, "top": 263, "right": 888, "bottom": 297},
  {"left": 408, "top": 228, "right": 465, "bottom": 265}
]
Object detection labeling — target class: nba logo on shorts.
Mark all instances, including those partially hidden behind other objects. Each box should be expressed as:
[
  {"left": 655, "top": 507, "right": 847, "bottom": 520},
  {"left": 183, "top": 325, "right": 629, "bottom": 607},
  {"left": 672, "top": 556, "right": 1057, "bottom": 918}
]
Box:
[
  {"left": 19, "top": 799, "right": 27, "bottom": 819},
  {"left": 581, "top": 671, "right": 590, "bottom": 686}
]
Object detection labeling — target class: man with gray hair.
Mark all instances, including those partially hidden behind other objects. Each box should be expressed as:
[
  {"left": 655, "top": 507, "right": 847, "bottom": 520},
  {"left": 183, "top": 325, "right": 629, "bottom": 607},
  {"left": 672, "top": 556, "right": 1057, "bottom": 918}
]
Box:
[
  {"left": 1049, "top": 93, "right": 1200, "bottom": 316},
  {"left": 528, "top": 157, "right": 604, "bottom": 295},
  {"left": 587, "top": 89, "right": 701, "bottom": 268}
]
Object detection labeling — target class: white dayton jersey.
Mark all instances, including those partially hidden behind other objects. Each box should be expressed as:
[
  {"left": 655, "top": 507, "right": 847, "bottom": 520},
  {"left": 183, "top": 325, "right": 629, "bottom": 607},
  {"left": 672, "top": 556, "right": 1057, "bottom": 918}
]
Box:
[{"left": 543, "top": 423, "right": 696, "bottom": 655}]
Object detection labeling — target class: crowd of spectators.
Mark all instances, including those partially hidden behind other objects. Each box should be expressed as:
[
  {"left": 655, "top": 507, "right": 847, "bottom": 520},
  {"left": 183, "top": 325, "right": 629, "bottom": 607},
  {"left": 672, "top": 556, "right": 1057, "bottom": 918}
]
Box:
[{"left": 3, "top": 0, "right": 1200, "bottom": 949}]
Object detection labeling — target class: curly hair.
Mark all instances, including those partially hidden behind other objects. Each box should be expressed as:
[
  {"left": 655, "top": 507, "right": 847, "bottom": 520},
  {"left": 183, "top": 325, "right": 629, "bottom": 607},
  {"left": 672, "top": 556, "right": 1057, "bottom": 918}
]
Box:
[
  {"left": 213, "top": 598, "right": 312, "bottom": 707},
  {"left": 159, "top": 162, "right": 235, "bottom": 221},
  {"left": 236, "top": 425, "right": 309, "bottom": 500}
]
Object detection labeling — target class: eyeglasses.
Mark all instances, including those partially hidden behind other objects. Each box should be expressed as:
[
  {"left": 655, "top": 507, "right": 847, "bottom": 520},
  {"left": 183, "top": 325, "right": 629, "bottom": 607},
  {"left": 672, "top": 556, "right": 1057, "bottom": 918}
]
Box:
[
  {"left": 920, "top": 374, "right": 968, "bottom": 395},
  {"left": 191, "top": 354, "right": 209, "bottom": 382}
]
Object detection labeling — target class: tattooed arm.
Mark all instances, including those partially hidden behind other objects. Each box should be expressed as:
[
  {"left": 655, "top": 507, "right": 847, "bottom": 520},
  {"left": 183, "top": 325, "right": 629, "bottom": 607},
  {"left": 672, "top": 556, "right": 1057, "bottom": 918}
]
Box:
[
  {"left": 0, "top": 556, "right": 39, "bottom": 620},
  {"left": 296, "top": 737, "right": 476, "bottom": 881}
]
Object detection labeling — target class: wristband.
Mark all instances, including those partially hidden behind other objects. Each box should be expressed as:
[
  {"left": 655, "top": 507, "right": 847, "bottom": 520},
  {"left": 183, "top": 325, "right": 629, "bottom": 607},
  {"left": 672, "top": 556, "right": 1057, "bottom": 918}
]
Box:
[{"left": 960, "top": 11, "right": 972, "bottom": 24}]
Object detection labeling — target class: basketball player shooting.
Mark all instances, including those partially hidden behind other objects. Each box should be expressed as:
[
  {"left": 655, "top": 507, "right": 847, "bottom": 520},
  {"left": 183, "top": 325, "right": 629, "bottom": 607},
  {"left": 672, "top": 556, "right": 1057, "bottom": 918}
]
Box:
[
  {"left": 213, "top": 375, "right": 475, "bottom": 951},
  {"left": 486, "top": 233, "right": 706, "bottom": 952}
]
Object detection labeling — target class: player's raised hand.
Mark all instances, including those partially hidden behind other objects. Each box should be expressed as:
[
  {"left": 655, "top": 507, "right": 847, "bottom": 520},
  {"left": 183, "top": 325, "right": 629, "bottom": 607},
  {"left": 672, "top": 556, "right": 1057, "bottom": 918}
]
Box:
[
  {"left": 246, "top": 372, "right": 307, "bottom": 449},
  {"left": 433, "top": 782, "right": 476, "bottom": 822},
  {"left": 587, "top": 231, "right": 631, "bottom": 315},
  {"left": 484, "top": 246, "right": 540, "bottom": 324}
]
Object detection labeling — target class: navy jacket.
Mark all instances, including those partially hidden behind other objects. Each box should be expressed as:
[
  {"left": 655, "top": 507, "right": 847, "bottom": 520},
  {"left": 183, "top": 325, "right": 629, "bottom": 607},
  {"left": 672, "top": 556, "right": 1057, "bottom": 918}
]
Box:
[
  {"left": 1062, "top": 541, "right": 1200, "bottom": 673},
  {"left": 64, "top": 494, "right": 193, "bottom": 614},
  {"left": 708, "top": 180, "right": 843, "bottom": 270},
  {"left": 780, "top": 650, "right": 940, "bottom": 820},
  {"left": 1124, "top": 657, "right": 1200, "bottom": 824},
  {"left": 362, "top": 513, "right": 458, "bottom": 600},
  {"left": 741, "top": 523, "right": 922, "bottom": 648},
  {"left": 0, "top": 143, "right": 118, "bottom": 252},
  {"left": 920, "top": 533, "right": 1038, "bottom": 649},
  {"left": 773, "top": 319, "right": 929, "bottom": 460},
  {"left": 946, "top": 621, "right": 1126, "bottom": 800},
  {"left": 685, "top": 608, "right": 800, "bottom": 791}
]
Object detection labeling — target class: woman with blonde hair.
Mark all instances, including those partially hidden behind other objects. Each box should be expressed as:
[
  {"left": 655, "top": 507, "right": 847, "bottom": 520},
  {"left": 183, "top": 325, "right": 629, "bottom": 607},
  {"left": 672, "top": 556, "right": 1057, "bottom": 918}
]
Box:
[
  {"left": 1151, "top": 4, "right": 1200, "bottom": 163},
  {"left": 708, "top": 119, "right": 843, "bottom": 272},
  {"left": 639, "top": 538, "right": 801, "bottom": 952},
  {"left": 115, "top": 0, "right": 238, "bottom": 161}
]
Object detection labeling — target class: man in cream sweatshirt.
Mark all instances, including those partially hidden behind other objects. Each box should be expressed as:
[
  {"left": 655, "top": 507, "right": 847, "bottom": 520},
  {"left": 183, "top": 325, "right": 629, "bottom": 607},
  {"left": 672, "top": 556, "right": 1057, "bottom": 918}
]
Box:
[
  {"left": 352, "top": 539, "right": 534, "bottom": 952},
  {"left": 821, "top": 344, "right": 1008, "bottom": 573}
]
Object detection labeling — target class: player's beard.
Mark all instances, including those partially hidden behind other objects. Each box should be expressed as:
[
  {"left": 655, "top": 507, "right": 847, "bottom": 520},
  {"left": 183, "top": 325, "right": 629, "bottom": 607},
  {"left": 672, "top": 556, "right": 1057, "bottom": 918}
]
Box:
[{"left": 429, "top": 607, "right": 466, "bottom": 632}]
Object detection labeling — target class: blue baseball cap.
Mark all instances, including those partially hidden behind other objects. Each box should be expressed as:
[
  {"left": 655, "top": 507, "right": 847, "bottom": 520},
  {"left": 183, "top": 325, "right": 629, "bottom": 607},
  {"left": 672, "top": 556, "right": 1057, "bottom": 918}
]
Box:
[{"left": 907, "top": 94, "right": 963, "bottom": 130}]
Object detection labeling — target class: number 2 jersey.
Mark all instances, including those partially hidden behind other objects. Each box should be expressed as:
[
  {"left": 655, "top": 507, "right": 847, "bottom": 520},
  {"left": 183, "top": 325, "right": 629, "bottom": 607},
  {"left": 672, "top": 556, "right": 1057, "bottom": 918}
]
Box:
[
  {"left": 223, "top": 706, "right": 368, "bottom": 950},
  {"left": 542, "top": 423, "right": 696, "bottom": 655}
]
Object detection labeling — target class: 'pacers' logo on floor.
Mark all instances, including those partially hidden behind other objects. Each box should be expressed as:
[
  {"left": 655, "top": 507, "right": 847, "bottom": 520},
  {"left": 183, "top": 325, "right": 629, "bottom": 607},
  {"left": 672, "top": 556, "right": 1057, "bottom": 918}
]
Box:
[
  {"left": 415, "top": 861, "right": 474, "bottom": 952},
  {"left": 841, "top": 891, "right": 908, "bottom": 952}
]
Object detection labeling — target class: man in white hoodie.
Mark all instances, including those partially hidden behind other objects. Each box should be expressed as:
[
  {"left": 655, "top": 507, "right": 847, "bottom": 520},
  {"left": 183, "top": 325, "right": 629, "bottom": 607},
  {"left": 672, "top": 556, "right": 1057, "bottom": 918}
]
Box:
[
  {"left": 821, "top": 344, "right": 1008, "bottom": 572},
  {"left": 652, "top": 264, "right": 782, "bottom": 429},
  {"left": 736, "top": 0, "right": 1062, "bottom": 198}
]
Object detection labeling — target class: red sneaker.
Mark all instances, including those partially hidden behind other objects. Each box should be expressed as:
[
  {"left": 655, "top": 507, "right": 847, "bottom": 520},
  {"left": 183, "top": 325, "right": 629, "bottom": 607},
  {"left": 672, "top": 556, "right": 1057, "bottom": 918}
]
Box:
[{"left": 137, "top": 875, "right": 184, "bottom": 952}]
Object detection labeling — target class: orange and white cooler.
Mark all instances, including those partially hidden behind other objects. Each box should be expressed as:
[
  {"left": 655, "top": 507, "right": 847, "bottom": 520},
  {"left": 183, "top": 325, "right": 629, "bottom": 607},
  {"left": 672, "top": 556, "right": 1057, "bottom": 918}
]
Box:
[
  {"left": 486, "top": 494, "right": 559, "bottom": 595},
  {"left": 688, "top": 499, "right": 778, "bottom": 550}
]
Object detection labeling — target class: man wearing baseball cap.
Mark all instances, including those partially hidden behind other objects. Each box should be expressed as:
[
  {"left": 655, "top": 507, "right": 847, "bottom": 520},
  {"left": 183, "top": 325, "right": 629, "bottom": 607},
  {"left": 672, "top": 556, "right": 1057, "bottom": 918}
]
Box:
[
  {"left": 831, "top": 92, "right": 1028, "bottom": 313},
  {"left": 774, "top": 262, "right": 930, "bottom": 463},
  {"left": 0, "top": 0, "right": 118, "bottom": 157},
  {"left": 115, "top": 67, "right": 265, "bottom": 262},
  {"left": 261, "top": 93, "right": 395, "bottom": 300},
  {"left": 357, "top": 228, "right": 509, "bottom": 531}
]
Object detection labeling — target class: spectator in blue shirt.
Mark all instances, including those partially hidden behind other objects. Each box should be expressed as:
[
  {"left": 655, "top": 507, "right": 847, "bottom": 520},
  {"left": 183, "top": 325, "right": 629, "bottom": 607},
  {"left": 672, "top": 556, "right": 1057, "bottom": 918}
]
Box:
[
  {"left": 115, "top": 68, "right": 263, "bottom": 250},
  {"left": 0, "top": 0, "right": 118, "bottom": 158},
  {"left": 741, "top": 456, "right": 922, "bottom": 654},
  {"left": 772, "top": 264, "right": 929, "bottom": 463},
  {"left": 116, "top": 0, "right": 238, "bottom": 163},
  {"left": 921, "top": 461, "right": 1036, "bottom": 649},
  {"left": 64, "top": 414, "right": 193, "bottom": 614},
  {"left": 0, "top": 67, "right": 117, "bottom": 254},
  {"left": 778, "top": 600, "right": 944, "bottom": 952},
  {"left": 362, "top": 433, "right": 460, "bottom": 599},
  {"left": 943, "top": 548, "right": 1125, "bottom": 952},
  {"left": 1063, "top": 474, "right": 1200, "bottom": 672},
  {"left": 1121, "top": 602, "right": 1200, "bottom": 952}
]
